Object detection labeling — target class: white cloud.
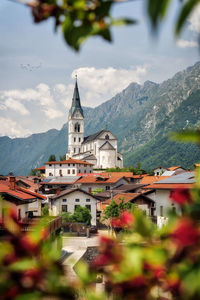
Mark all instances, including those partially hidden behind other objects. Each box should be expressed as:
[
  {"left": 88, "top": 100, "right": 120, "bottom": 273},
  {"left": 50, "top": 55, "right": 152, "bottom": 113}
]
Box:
[
  {"left": 70, "top": 66, "right": 147, "bottom": 107},
  {"left": 176, "top": 39, "right": 198, "bottom": 48},
  {"left": 189, "top": 4, "right": 200, "bottom": 33},
  {"left": 5, "top": 98, "right": 30, "bottom": 115},
  {"left": 0, "top": 117, "right": 31, "bottom": 138},
  {"left": 0, "top": 83, "right": 64, "bottom": 119}
]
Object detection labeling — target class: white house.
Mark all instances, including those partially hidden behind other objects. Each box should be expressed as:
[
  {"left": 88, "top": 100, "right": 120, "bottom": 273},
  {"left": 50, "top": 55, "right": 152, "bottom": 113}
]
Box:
[
  {"left": 144, "top": 172, "right": 195, "bottom": 227},
  {"left": 153, "top": 166, "right": 168, "bottom": 176},
  {"left": 66, "top": 78, "right": 123, "bottom": 169},
  {"left": 45, "top": 158, "right": 93, "bottom": 177},
  {"left": 49, "top": 188, "right": 99, "bottom": 225}
]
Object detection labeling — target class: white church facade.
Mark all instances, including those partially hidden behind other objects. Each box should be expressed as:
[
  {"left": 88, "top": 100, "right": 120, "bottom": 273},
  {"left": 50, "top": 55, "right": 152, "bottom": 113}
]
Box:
[{"left": 66, "top": 79, "right": 123, "bottom": 169}]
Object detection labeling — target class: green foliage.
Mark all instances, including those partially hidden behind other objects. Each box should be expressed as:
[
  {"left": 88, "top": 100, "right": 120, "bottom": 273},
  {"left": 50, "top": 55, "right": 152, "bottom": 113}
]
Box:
[
  {"left": 59, "top": 154, "right": 66, "bottom": 161},
  {"left": 91, "top": 188, "right": 105, "bottom": 195},
  {"left": 72, "top": 206, "right": 92, "bottom": 225},
  {"left": 42, "top": 205, "right": 49, "bottom": 216},
  {"left": 103, "top": 198, "right": 132, "bottom": 221},
  {"left": 22, "top": 0, "right": 199, "bottom": 51},
  {"left": 61, "top": 211, "right": 74, "bottom": 223},
  {"left": 48, "top": 154, "right": 56, "bottom": 162},
  {"left": 29, "top": 169, "right": 41, "bottom": 177}
]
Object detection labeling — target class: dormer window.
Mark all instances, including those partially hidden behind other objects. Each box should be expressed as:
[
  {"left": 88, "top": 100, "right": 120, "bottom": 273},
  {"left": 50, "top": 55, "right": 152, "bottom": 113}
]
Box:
[{"left": 105, "top": 134, "right": 109, "bottom": 140}]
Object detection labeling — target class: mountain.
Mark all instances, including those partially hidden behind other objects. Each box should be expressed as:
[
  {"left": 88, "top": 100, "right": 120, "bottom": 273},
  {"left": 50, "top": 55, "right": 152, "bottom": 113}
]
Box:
[{"left": 0, "top": 62, "right": 200, "bottom": 175}]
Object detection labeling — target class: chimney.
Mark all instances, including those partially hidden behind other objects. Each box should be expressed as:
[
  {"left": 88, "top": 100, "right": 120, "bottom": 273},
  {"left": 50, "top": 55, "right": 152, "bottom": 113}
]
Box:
[
  {"left": 56, "top": 188, "right": 61, "bottom": 195},
  {"left": 9, "top": 176, "right": 16, "bottom": 190}
]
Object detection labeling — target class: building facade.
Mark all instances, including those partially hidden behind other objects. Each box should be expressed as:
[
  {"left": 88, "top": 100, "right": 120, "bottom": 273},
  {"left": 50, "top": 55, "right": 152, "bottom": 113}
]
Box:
[{"left": 66, "top": 78, "right": 123, "bottom": 169}]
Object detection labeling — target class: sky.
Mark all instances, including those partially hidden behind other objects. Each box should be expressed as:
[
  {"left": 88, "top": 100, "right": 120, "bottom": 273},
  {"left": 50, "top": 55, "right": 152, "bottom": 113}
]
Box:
[{"left": 0, "top": 0, "right": 200, "bottom": 138}]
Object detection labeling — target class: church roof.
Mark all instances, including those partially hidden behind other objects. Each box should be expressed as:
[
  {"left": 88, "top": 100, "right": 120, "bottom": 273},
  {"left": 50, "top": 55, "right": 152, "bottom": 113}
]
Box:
[
  {"left": 82, "top": 154, "right": 97, "bottom": 160},
  {"left": 99, "top": 141, "right": 115, "bottom": 151},
  {"left": 82, "top": 129, "right": 115, "bottom": 144},
  {"left": 69, "top": 78, "right": 84, "bottom": 117}
]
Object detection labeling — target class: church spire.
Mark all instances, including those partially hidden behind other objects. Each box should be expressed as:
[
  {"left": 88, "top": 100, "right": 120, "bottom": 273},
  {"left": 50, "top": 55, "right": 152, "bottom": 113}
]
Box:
[{"left": 69, "top": 76, "right": 84, "bottom": 117}]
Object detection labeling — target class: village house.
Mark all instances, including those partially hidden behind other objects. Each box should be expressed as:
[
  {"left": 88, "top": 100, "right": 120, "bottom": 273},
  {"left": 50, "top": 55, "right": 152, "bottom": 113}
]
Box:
[
  {"left": 153, "top": 166, "right": 168, "bottom": 176},
  {"left": 143, "top": 172, "right": 194, "bottom": 227},
  {"left": 49, "top": 188, "right": 99, "bottom": 225},
  {"left": 45, "top": 158, "right": 93, "bottom": 177},
  {"left": 0, "top": 176, "right": 45, "bottom": 219}
]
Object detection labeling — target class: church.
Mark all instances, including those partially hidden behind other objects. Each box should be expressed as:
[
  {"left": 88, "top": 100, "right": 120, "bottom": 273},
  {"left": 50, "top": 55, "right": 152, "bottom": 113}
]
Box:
[{"left": 66, "top": 78, "right": 123, "bottom": 169}]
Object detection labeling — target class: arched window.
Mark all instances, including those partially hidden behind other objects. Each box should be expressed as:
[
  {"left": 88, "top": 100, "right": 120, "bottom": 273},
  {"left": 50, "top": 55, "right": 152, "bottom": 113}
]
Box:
[{"left": 74, "top": 122, "right": 80, "bottom": 132}]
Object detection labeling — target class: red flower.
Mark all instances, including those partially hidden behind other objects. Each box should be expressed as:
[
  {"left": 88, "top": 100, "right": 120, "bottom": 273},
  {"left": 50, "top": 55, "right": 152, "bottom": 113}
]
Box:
[
  {"left": 111, "top": 211, "right": 134, "bottom": 228},
  {"left": 19, "top": 234, "right": 39, "bottom": 253},
  {"left": 170, "top": 188, "right": 191, "bottom": 205},
  {"left": 171, "top": 218, "right": 199, "bottom": 247}
]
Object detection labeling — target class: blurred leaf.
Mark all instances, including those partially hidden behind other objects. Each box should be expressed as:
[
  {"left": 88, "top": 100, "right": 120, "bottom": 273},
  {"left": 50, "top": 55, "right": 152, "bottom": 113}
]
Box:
[
  {"left": 171, "top": 129, "right": 200, "bottom": 144},
  {"left": 9, "top": 259, "right": 37, "bottom": 271},
  {"left": 147, "top": 0, "right": 171, "bottom": 28},
  {"left": 176, "top": 0, "right": 199, "bottom": 35},
  {"left": 16, "top": 292, "right": 41, "bottom": 300}
]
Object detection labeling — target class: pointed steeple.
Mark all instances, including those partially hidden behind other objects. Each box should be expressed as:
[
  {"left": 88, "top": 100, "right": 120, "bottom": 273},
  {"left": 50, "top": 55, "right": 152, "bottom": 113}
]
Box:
[{"left": 69, "top": 76, "right": 84, "bottom": 117}]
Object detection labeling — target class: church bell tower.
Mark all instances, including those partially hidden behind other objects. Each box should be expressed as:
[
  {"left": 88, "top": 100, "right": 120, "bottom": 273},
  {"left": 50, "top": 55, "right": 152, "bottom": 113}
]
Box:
[{"left": 66, "top": 76, "right": 84, "bottom": 158}]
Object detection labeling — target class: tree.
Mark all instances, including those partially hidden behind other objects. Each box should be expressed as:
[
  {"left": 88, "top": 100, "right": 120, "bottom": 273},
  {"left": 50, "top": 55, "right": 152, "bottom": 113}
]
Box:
[
  {"left": 10, "top": 0, "right": 199, "bottom": 51},
  {"left": 29, "top": 168, "right": 41, "bottom": 177},
  {"left": 72, "top": 206, "right": 92, "bottom": 225},
  {"left": 59, "top": 154, "right": 66, "bottom": 161},
  {"left": 42, "top": 205, "right": 49, "bottom": 216},
  {"left": 48, "top": 154, "right": 56, "bottom": 162},
  {"left": 103, "top": 198, "right": 132, "bottom": 223}
]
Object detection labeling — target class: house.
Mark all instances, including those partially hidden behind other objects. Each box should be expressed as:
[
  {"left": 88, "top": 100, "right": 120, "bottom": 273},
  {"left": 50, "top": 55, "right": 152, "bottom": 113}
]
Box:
[
  {"left": 162, "top": 166, "right": 186, "bottom": 176},
  {"left": 66, "top": 78, "right": 123, "bottom": 169},
  {"left": 153, "top": 166, "right": 168, "bottom": 176},
  {"left": 45, "top": 158, "right": 93, "bottom": 177},
  {"left": 74, "top": 174, "right": 129, "bottom": 193},
  {"left": 49, "top": 188, "right": 100, "bottom": 225},
  {"left": 144, "top": 172, "right": 195, "bottom": 227},
  {"left": 102, "top": 192, "right": 155, "bottom": 217},
  {"left": 0, "top": 176, "right": 46, "bottom": 219}
]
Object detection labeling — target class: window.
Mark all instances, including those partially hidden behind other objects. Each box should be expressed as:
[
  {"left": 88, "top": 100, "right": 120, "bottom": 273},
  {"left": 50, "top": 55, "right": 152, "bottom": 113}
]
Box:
[
  {"left": 84, "top": 170, "right": 86, "bottom": 173},
  {"left": 49, "top": 164, "right": 52, "bottom": 166},
  {"left": 73, "top": 164, "right": 75, "bottom": 166},
  {"left": 68, "top": 169, "right": 70, "bottom": 174},
  {"left": 75, "top": 199, "right": 80, "bottom": 202},
  {"left": 106, "top": 186, "right": 110, "bottom": 190},
  {"left": 79, "top": 138, "right": 81, "bottom": 142},
  {"left": 75, "top": 205, "right": 80, "bottom": 210},
  {"left": 74, "top": 148, "right": 76, "bottom": 153},
  {"left": 105, "top": 134, "right": 109, "bottom": 140},
  {"left": 75, "top": 123, "right": 80, "bottom": 132},
  {"left": 63, "top": 199, "right": 67, "bottom": 202},
  {"left": 49, "top": 172, "right": 53, "bottom": 176},
  {"left": 79, "top": 170, "right": 81, "bottom": 173},
  {"left": 72, "top": 169, "right": 75, "bottom": 174},
  {"left": 59, "top": 170, "right": 63, "bottom": 176},
  {"left": 60, "top": 164, "right": 62, "bottom": 166},
  {"left": 62, "top": 205, "right": 68, "bottom": 212},
  {"left": 74, "top": 137, "right": 76, "bottom": 142},
  {"left": 86, "top": 199, "right": 90, "bottom": 202},
  {"left": 68, "top": 164, "right": 70, "bottom": 166},
  {"left": 90, "top": 170, "right": 92, "bottom": 173},
  {"left": 85, "top": 205, "right": 91, "bottom": 211},
  {"left": 160, "top": 206, "right": 163, "bottom": 217}
]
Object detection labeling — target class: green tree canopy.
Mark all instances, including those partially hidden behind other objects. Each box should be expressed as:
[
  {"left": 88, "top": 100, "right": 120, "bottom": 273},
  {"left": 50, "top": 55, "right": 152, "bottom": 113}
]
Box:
[{"left": 48, "top": 154, "right": 56, "bottom": 162}]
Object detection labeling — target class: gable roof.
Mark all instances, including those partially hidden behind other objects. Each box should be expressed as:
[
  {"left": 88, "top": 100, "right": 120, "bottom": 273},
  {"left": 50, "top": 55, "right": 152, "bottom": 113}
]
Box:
[
  {"left": 103, "top": 192, "right": 154, "bottom": 205},
  {"left": 99, "top": 141, "right": 115, "bottom": 151},
  {"left": 50, "top": 188, "right": 100, "bottom": 200},
  {"left": 82, "top": 154, "right": 97, "bottom": 160},
  {"left": 167, "top": 166, "right": 185, "bottom": 171},
  {"left": 82, "top": 130, "right": 116, "bottom": 144},
  {"left": 45, "top": 158, "right": 93, "bottom": 165},
  {"left": 0, "top": 180, "right": 46, "bottom": 203},
  {"left": 75, "top": 174, "right": 129, "bottom": 185},
  {"left": 140, "top": 176, "right": 170, "bottom": 185}
]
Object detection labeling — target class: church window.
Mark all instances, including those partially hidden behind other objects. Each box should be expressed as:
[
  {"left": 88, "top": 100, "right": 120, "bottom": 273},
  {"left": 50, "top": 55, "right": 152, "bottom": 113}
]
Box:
[
  {"left": 74, "top": 137, "right": 76, "bottom": 142},
  {"left": 75, "top": 123, "right": 80, "bottom": 133},
  {"left": 105, "top": 134, "right": 109, "bottom": 140},
  {"left": 79, "top": 138, "right": 81, "bottom": 142},
  {"left": 74, "top": 148, "right": 76, "bottom": 153},
  {"left": 79, "top": 148, "right": 80, "bottom": 153}
]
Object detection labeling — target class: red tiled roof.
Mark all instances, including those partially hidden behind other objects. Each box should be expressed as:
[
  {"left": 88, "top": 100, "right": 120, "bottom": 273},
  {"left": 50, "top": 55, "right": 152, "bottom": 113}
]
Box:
[
  {"left": 35, "top": 166, "right": 45, "bottom": 170},
  {"left": 0, "top": 180, "right": 46, "bottom": 201},
  {"left": 144, "top": 183, "right": 193, "bottom": 190},
  {"left": 140, "top": 176, "right": 170, "bottom": 185},
  {"left": 45, "top": 158, "right": 93, "bottom": 165},
  {"left": 167, "top": 166, "right": 182, "bottom": 171},
  {"left": 101, "top": 172, "right": 136, "bottom": 178},
  {"left": 75, "top": 174, "right": 128, "bottom": 184},
  {"left": 103, "top": 193, "right": 140, "bottom": 205}
]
